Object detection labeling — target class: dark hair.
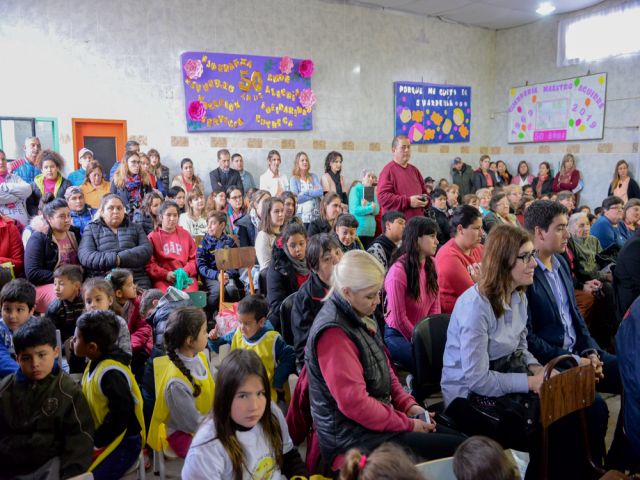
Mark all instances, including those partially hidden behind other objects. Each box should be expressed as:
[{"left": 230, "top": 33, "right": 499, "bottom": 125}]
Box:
[
  {"left": 539, "top": 161, "right": 551, "bottom": 173},
  {"left": 320, "top": 192, "right": 341, "bottom": 222},
  {"left": 36, "top": 149, "right": 64, "bottom": 170},
  {"left": 306, "top": 233, "right": 341, "bottom": 272},
  {"left": 556, "top": 190, "right": 574, "bottom": 203},
  {"left": 281, "top": 222, "right": 307, "bottom": 245},
  {"left": 453, "top": 436, "right": 520, "bottom": 480},
  {"left": 140, "top": 288, "right": 163, "bottom": 318},
  {"left": 207, "top": 210, "right": 228, "bottom": 226},
  {"left": 431, "top": 187, "right": 447, "bottom": 200},
  {"left": 335, "top": 213, "right": 359, "bottom": 230},
  {"left": 259, "top": 197, "right": 284, "bottom": 234},
  {"left": 231, "top": 153, "right": 242, "bottom": 161},
  {"left": 213, "top": 349, "right": 283, "bottom": 480},
  {"left": 180, "top": 158, "right": 193, "bottom": 169},
  {"left": 515, "top": 195, "right": 535, "bottom": 216},
  {"left": 13, "top": 318, "right": 57, "bottom": 354},
  {"left": 324, "top": 151, "right": 343, "bottom": 173},
  {"left": 602, "top": 195, "right": 624, "bottom": 210},
  {"left": 517, "top": 160, "right": 530, "bottom": 176},
  {"left": 594, "top": 206, "right": 603, "bottom": 216},
  {"left": 226, "top": 185, "right": 243, "bottom": 198},
  {"left": 217, "top": 149, "right": 230, "bottom": 160},
  {"left": 157, "top": 200, "right": 179, "bottom": 219},
  {"left": 237, "top": 294, "right": 269, "bottom": 320},
  {"left": 524, "top": 200, "right": 568, "bottom": 233},
  {"left": 165, "top": 307, "right": 207, "bottom": 397},
  {"left": 125, "top": 140, "right": 140, "bottom": 151},
  {"left": 53, "top": 264, "right": 83, "bottom": 283},
  {"left": 76, "top": 310, "right": 119, "bottom": 354},
  {"left": 81, "top": 278, "right": 123, "bottom": 316},
  {"left": 0, "top": 279, "right": 36, "bottom": 310},
  {"left": 267, "top": 150, "right": 281, "bottom": 163},
  {"left": 450, "top": 205, "right": 482, "bottom": 236},
  {"left": 42, "top": 194, "right": 68, "bottom": 219},
  {"left": 278, "top": 191, "right": 297, "bottom": 213},
  {"left": 105, "top": 268, "right": 134, "bottom": 293},
  {"left": 167, "top": 186, "right": 185, "bottom": 199},
  {"left": 141, "top": 191, "right": 164, "bottom": 216},
  {"left": 339, "top": 443, "right": 423, "bottom": 480},
  {"left": 489, "top": 192, "right": 508, "bottom": 212},
  {"left": 382, "top": 210, "right": 405, "bottom": 228},
  {"left": 391, "top": 217, "right": 439, "bottom": 300}
]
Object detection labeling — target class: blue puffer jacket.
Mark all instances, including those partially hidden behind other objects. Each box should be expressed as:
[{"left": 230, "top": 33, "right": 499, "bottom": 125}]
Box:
[
  {"left": 70, "top": 206, "right": 96, "bottom": 235},
  {"left": 196, "top": 233, "right": 238, "bottom": 280}
]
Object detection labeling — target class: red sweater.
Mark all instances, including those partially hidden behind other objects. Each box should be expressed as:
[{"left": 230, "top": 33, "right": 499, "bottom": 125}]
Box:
[
  {"left": 377, "top": 161, "right": 428, "bottom": 220},
  {"left": 146, "top": 226, "right": 198, "bottom": 291},
  {"left": 0, "top": 217, "right": 24, "bottom": 276},
  {"left": 435, "top": 238, "right": 484, "bottom": 314},
  {"left": 124, "top": 296, "right": 152, "bottom": 354},
  {"left": 317, "top": 327, "right": 417, "bottom": 470},
  {"left": 552, "top": 169, "right": 580, "bottom": 193}
]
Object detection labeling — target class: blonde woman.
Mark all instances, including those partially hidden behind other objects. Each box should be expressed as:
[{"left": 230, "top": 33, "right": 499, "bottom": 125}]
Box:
[
  {"left": 608, "top": 159, "right": 640, "bottom": 203},
  {"left": 290, "top": 151, "right": 323, "bottom": 226}
]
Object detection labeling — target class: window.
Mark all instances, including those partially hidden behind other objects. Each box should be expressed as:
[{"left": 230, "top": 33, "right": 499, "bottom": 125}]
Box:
[
  {"left": 558, "top": 1, "right": 640, "bottom": 66},
  {"left": 0, "top": 117, "right": 58, "bottom": 160}
]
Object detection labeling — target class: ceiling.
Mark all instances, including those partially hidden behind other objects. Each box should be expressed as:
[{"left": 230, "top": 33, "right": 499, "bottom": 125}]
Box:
[{"left": 334, "top": 0, "right": 605, "bottom": 29}]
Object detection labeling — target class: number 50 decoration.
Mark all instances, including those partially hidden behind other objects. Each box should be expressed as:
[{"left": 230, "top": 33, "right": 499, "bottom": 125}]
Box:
[{"left": 181, "top": 51, "right": 314, "bottom": 132}]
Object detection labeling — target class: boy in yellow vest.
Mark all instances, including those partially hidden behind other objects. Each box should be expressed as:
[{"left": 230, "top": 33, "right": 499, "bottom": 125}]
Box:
[
  {"left": 209, "top": 294, "right": 295, "bottom": 401},
  {"left": 73, "top": 310, "right": 145, "bottom": 480}
]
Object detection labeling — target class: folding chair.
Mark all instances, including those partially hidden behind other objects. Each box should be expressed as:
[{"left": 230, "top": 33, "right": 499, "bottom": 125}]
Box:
[
  {"left": 214, "top": 246, "right": 256, "bottom": 312},
  {"left": 411, "top": 314, "right": 451, "bottom": 407}
]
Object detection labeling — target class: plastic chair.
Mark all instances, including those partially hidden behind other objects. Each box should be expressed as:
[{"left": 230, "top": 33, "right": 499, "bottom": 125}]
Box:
[
  {"left": 539, "top": 355, "right": 629, "bottom": 480},
  {"left": 411, "top": 314, "right": 451, "bottom": 406},
  {"left": 214, "top": 246, "right": 256, "bottom": 312},
  {"left": 279, "top": 292, "right": 297, "bottom": 346}
]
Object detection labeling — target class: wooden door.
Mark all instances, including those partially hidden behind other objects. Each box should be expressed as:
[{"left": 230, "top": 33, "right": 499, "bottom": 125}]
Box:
[{"left": 72, "top": 119, "right": 127, "bottom": 174}]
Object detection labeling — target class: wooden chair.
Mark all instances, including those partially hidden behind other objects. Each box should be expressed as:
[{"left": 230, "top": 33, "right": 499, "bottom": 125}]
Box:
[
  {"left": 539, "top": 355, "right": 630, "bottom": 480},
  {"left": 214, "top": 246, "right": 256, "bottom": 312}
]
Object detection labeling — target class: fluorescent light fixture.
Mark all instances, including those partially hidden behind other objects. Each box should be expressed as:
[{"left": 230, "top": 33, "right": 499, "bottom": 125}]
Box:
[{"left": 536, "top": 2, "right": 556, "bottom": 15}]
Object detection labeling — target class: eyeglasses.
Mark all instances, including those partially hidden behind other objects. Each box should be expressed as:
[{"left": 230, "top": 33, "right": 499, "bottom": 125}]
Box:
[{"left": 516, "top": 250, "right": 538, "bottom": 264}]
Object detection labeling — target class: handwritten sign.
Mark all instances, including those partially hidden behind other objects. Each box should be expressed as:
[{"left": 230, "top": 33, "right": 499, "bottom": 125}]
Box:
[
  {"left": 394, "top": 82, "right": 471, "bottom": 144},
  {"left": 181, "top": 52, "right": 313, "bottom": 132},
  {"left": 507, "top": 73, "right": 606, "bottom": 143}
]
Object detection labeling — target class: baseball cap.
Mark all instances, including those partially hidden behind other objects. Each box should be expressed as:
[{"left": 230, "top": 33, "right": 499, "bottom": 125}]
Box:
[
  {"left": 64, "top": 186, "right": 83, "bottom": 200},
  {"left": 452, "top": 157, "right": 462, "bottom": 166},
  {"left": 78, "top": 147, "right": 93, "bottom": 159}
]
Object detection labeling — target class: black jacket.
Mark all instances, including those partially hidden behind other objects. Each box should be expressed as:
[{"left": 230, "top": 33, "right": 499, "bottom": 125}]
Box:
[
  {"left": 471, "top": 169, "right": 499, "bottom": 191},
  {"left": 614, "top": 230, "right": 640, "bottom": 315},
  {"left": 292, "top": 273, "right": 329, "bottom": 371},
  {"left": 427, "top": 207, "right": 451, "bottom": 246},
  {"left": 307, "top": 218, "right": 331, "bottom": 237},
  {"left": 236, "top": 213, "right": 257, "bottom": 247},
  {"left": 25, "top": 227, "right": 82, "bottom": 286},
  {"left": 132, "top": 210, "right": 155, "bottom": 236},
  {"left": 209, "top": 168, "right": 243, "bottom": 195},
  {"left": 367, "top": 234, "right": 397, "bottom": 271},
  {"left": 109, "top": 181, "right": 153, "bottom": 215},
  {"left": 267, "top": 245, "right": 303, "bottom": 331},
  {"left": 27, "top": 176, "right": 72, "bottom": 216},
  {"left": 305, "top": 293, "right": 397, "bottom": 465},
  {"left": 608, "top": 178, "right": 640, "bottom": 200},
  {"left": 531, "top": 176, "right": 553, "bottom": 196},
  {"left": 79, "top": 217, "right": 152, "bottom": 288}
]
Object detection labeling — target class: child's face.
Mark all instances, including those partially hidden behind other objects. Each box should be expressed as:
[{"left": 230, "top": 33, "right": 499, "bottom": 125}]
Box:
[
  {"left": 417, "top": 233, "right": 439, "bottom": 257},
  {"left": 150, "top": 198, "right": 162, "bottom": 216},
  {"left": 53, "top": 276, "right": 81, "bottom": 301},
  {"left": 238, "top": 312, "right": 265, "bottom": 339},
  {"left": 84, "top": 288, "right": 113, "bottom": 312},
  {"left": 386, "top": 218, "right": 406, "bottom": 243},
  {"left": 316, "top": 247, "right": 343, "bottom": 281},
  {"left": 1, "top": 301, "right": 34, "bottom": 332},
  {"left": 175, "top": 191, "right": 186, "bottom": 208},
  {"left": 286, "top": 233, "right": 307, "bottom": 261},
  {"left": 17, "top": 344, "right": 59, "bottom": 381},
  {"left": 336, "top": 226, "right": 356, "bottom": 247},
  {"left": 116, "top": 275, "right": 137, "bottom": 301},
  {"left": 207, "top": 218, "right": 226, "bottom": 238},
  {"left": 283, "top": 198, "right": 296, "bottom": 219},
  {"left": 231, "top": 374, "right": 268, "bottom": 429},
  {"left": 191, "top": 195, "right": 205, "bottom": 212},
  {"left": 72, "top": 329, "right": 93, "bottom": 358},
  {"left": 215, "top": 192, "right": 227, "bottom": 208},
  {"left": 191, "top": 321, "right": 209, "bottom": 353}
]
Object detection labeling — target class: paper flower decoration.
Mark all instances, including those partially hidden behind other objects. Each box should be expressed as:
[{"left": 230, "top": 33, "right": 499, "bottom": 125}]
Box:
[
  {"left": 279, "top": 56, "right": 293, "bottom": 74},
  {"left": 298, "top": 59, "right": 314, "bottom": 78},
  {"left": 299, "top": 88, "right": 316, "bottom": 109},
  {"left": 188, "top": 100, "right": 206, "bottom": 121},
  {"left": 183, "top": 59, "right": 203, "bottom": 80}
]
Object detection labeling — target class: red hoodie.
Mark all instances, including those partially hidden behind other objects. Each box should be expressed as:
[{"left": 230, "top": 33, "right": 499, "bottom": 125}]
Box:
[
  {"left": 124, "top": 296, "right": 152, "bottom": 354},
  {"left": 146, "top": 226, "right": 198, "bottom": 292},
  {"left": 0, "top": 216, "right": 24, "bottom": 276}
]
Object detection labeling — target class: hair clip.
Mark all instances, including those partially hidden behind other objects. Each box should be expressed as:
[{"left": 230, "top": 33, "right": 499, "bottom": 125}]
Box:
[{"left": 358, "top": 454, "right": 367, "bottom": 470}]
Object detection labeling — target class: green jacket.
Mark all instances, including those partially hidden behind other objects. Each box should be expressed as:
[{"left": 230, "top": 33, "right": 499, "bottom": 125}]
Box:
[
  {"left": 348, "top": 182, "right": 380, "bottom": 237},
  {"left": 0, "top": 366, "right": 94, "bottom": 479}
]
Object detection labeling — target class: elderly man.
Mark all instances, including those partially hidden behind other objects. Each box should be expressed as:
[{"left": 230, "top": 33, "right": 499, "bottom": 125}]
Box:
[
  {"left": 209, "top": 148, "right": 243, "bottom": 194},
  {"left": 377, "top": 135, "right": 428, "bottom": 220},
  {"left": 9, "top": 136, "right": 41, "bottom": 184}
]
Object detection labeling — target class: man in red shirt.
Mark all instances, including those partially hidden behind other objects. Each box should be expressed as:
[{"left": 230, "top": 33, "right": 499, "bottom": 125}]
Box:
[{"left": 377, "top": 135, "right": 429, "bottom": 220}]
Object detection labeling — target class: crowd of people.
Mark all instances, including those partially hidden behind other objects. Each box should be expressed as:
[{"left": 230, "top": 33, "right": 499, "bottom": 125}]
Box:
[{"left": 0, "top": 133, "right": 638, "bottom": 479}]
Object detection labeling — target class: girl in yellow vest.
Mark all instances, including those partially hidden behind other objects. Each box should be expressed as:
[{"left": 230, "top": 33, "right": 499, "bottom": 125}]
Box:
[
  {"left": 73, "top": 310, "right": 145, "bottom": 480},
  {"left": 148, "top": 306, "right": 215, "bottom": 458},
  {"left": 208, "top": 294, "right": 296, "bottom": 402},
  {"left": 183, "top": 349, "right": 308, "bottom": 479}
]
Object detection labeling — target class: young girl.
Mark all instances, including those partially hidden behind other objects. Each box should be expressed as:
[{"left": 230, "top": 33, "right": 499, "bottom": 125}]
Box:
[
  {"left": 148, "top": 307, "right": 215, "bottom": 458},
  {"left": 255, "top": 197, "right": 285, "bottom": 271},
  {"left": 139, "top": 152, "right": 164, "bottom": 195},
  {"left": 183, "top": 349, "right": 307, "bottom": 479},
  {"left": 279, "top": 191, "right": 300, "bottom": 225},
  {"left": 27, "top": 150, "right": 72, "bottom": 216},
  {"left": 110, "top": 151, "right": 152, "bottom": 214},
  {"left": 106, "top": 268, "right": 152, "bottom": 378},
  {"left": 206, "top": 189, "right": 228, "bottom": 214},
  {"left": 307, "top": 192, "right": 342, "bottom": 236},
  {"left": 384, "top": 216, "right": 441, "bottom": 372},
  {"left": 132, "top": 191, "right": 163, "bottom": 235},
  {"left": 171, "top": 158, "right": 205, "bottom": 194},
  {"left": 82, "top": 277, "right": 133, "bottom": 360},
  {"left": 339, "top": 443, "right": 425, "bottom": 480},
  {"left": 180, "top": 189, "right": 208, "bottom": 238}
]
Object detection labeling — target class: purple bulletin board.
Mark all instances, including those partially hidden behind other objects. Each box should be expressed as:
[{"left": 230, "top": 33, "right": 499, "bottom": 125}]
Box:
[{"left": 181, "top": 52, "right": 314, "bottom": 132}]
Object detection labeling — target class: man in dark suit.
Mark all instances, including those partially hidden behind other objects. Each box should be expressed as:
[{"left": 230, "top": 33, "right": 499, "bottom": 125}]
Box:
[
  {"left": 209, "top": 148, "right": 243, "bottom": 195},
  {"left": 525, "top": 200, "right": 629, "bottom": 469}
]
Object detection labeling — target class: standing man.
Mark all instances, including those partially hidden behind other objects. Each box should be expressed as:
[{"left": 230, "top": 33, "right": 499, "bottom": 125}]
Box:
[
  {"left": 377, "top": 135, "right": 428, "bottom": 220},
  {"left": 68, "top": 148, "right": 94, "bottom": 186},
  {"left": 231, "top": 153, "right": 256, "bottom": 193},
  {"left": 9, "top": 136, "right": 41, "bottom": 184},
  {"left": 109, "top": 140, "right": 140, "bottom": 180},
  {"left": 450, "top": 157, "right": 474, "bottom": 199},
  {"left": 209, "top": 149, "right": 243, "bottom": 194}
]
